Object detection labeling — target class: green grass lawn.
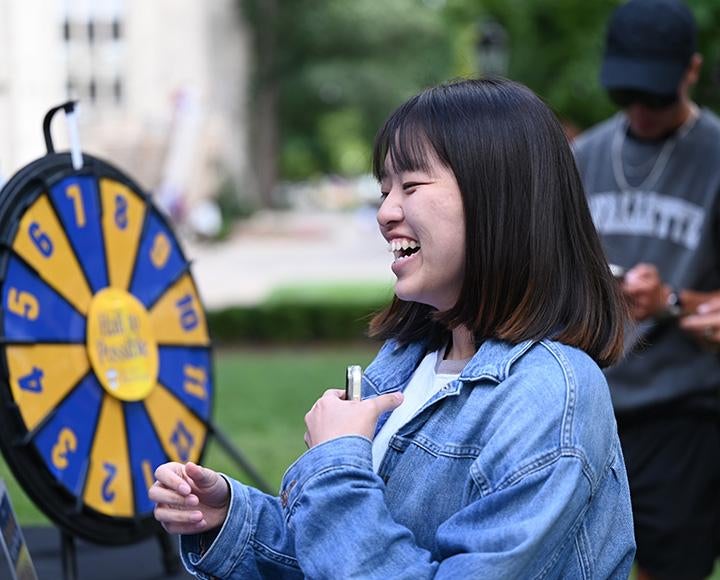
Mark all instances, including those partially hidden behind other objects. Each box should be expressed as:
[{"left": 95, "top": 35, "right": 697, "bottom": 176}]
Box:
[
  {"left": 266, "top": 281, "right": 394, "bottom": 305},
  {"left": 204, "top": 344, "right": 378, "bottom": 487}
]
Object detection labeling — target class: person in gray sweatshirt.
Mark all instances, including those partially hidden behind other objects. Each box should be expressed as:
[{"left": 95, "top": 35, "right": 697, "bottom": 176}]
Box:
[{"left": 573, "top": 1, "right": 720, "bottom": 578}]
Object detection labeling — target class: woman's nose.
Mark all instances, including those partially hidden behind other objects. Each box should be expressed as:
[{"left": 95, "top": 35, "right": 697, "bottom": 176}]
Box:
[{"left": 377, "top": 192, "right": 403, "bottom": 228}]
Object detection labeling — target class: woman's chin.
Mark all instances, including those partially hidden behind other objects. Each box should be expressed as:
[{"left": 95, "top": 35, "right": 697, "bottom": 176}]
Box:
[
  {"left": 394, "top": 287, "right": 432, "bottom": 309},
  {"left": 393, "top": 279, "right": 416, "bottom": 302}
]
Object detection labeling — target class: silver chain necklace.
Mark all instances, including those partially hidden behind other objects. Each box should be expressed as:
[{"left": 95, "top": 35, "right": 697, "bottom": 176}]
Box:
[{"left": 611, "top": 103, "right": 700, "bottom": 192}]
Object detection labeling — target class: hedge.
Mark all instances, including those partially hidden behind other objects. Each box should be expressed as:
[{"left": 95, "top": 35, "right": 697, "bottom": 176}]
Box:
[{"left": 206, "top": 300, "right": 388, "bottom": 343}]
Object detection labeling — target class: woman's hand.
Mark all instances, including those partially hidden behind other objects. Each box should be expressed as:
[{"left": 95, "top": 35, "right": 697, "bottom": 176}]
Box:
[
  {"left": 680, "top": 296, "right": 720, "bottom": 345},
  {"left": 150, "top": 461, "right": 230, "bottom": 535},
  {"left": 304, "top": 389, "right": 404, "bottom": 448}
]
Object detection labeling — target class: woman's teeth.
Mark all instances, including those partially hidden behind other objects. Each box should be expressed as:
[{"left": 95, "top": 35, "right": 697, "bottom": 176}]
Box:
[{"left": 388, "top": 239, "right": 421, "bottom": 262}]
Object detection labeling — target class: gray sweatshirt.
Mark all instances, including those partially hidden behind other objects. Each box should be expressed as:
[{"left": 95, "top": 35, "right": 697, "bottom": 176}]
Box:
[{"left": 574, "top": 108, "right": 720, "bottom": 412}]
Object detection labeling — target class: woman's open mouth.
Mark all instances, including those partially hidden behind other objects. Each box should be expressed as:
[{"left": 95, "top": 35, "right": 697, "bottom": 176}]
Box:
[{"left": 389, "top": 238, "right": 421, "bottom": 263}]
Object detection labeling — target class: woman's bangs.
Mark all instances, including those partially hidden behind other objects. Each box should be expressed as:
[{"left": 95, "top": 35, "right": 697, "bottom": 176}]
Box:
[{"left": 373, "top": 114, "right": 435, "bottom": 180}]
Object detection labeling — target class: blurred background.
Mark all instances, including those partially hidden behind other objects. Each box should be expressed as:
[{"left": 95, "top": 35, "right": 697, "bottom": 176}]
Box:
[
  {"left": 3, "top": 0, "right": 720, "bottom": 258},
  {"left": 2, "top": 0, "right": 720, "bottom": 571},
  {"left": 3, "top": 0, "right": 719, "bottom": 315}
]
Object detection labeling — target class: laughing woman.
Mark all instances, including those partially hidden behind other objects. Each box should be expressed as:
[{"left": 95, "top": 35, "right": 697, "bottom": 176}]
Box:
[{"left": 150, "top": 78, "right": 636, "bottom": 579}]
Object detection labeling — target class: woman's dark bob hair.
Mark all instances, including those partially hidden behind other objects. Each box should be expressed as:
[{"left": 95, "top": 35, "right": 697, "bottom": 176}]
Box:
[{"left": 369, "top": 77, "right": 626, "bottom": 367}]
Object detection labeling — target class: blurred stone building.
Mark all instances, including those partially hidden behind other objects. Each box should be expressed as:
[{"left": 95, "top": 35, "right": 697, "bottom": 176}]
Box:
[{"left": 0, "top": 0, "right": 251, "bottom": 217}]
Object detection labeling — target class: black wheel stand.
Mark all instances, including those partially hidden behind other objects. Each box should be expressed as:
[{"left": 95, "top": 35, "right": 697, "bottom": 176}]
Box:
[{"left": 60, "top": 531, "right": 77, "bottom": 580}]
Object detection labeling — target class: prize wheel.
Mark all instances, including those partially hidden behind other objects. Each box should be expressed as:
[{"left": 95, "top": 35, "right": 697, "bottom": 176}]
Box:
[{"left": 0, "top": 140, "right": 213, "bottom": 544}]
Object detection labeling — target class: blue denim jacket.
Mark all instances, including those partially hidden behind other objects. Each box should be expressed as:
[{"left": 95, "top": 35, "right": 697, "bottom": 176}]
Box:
[{"left": 180, "top": 338, "right": 635, "bottom": 579}]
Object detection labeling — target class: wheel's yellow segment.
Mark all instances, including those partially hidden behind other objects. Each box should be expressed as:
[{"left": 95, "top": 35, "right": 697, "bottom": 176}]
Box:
[
  {"left": 150, "top": 274, "right": 209, "bottom": 345},
  {"left": 100, "top": 179, "right": 146, "bottom": 290},
  {"left": 7, "top": 345, "right": 89, "bottom": 430},
  {"left": 84, "top": 396, "right": 133, "bottom": 517},
  {"left": 145, "top": 384, "right": 205, "bottom": 464},
  {"left": 13, "top": 195, "right": 92, "bottom": 314},
  {"left": 86, "top": 288, "right": 159, "bottom": 401}
]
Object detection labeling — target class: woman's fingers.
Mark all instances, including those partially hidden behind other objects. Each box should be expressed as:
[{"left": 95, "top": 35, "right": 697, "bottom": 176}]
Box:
[
  {"left": 148, "top": 483, "right": 199, "bottom": 508},
  {"left": 368, "top": 392, "right": 404, "bottom": 416},
  {"left": 154, "top": 504, "right": 204, "bottom": 524},
  {"left": 154, "top": 504, "right": 209, "bottom": 535},
  {"left": 150, "top": 461, "right": 230, "bottom": 533},
  {"left": 154, "top": 463, "right": 192, "bottom": 496}
]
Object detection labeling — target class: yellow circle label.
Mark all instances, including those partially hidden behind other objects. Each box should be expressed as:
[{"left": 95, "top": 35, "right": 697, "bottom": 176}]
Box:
[{"left": 87, "top": 288, "right": 159, "bottom": 401}]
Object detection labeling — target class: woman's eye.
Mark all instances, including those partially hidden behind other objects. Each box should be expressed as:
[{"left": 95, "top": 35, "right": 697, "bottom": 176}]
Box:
[
  {"left": 402, "top": 181, "right": 425, "bottom": 192},
  {"left": 380, "top": 191, "right": 389, "bottom": 200}
]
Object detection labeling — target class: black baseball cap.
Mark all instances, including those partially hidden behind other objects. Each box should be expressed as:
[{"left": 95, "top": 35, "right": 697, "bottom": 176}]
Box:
[{"left": 600, "top": 0, "right": 697, "bottom": 96}]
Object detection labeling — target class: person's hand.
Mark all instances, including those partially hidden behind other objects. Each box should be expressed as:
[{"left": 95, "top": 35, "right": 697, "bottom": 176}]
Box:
[
  {"left": 150, "top": 461, "right": 230, "bottom": 535},
  {"left": 680, "top": 296, "right": 720, "bottom": 345},
  {"left": 622, "top": 263, "right": 668, "bottom": 321},
  {"left": 304, "top": 389, "right": 404, "bottom": 448}
]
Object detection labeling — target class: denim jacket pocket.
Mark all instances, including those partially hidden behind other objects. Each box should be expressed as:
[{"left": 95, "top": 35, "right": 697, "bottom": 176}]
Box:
[{"left": 380, "top": 432, "right": 484, "bottom": 550}]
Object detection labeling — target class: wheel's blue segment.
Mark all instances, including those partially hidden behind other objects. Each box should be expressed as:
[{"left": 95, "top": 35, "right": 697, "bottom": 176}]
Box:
[
  {"left": 157, "top": 346, "right": 212, "bottom": 420},
  {"left": 48, "top": 176, "right": 108, "bottom": 293},
  {"left": 33, "top": 374, "right": 103, "bottom": 496},
  {"left": 124, "top": 401, "right": 169, "bottom": 514},
  {"left": 3, "top": 255, "right": 86, "bottom": 341},
  {"left": 129, "top": 211, "right": 186, "bottom": 308}
]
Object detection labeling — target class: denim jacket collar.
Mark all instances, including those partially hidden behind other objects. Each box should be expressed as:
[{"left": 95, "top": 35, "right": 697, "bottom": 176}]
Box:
[{"left": 363, "top": 337, "right": 537, "bottom": 395}]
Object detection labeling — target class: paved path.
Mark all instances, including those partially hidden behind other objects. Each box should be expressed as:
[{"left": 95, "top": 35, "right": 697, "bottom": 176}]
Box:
[{"left": 182, "top": 209, "right": 394, "bottom": 309}]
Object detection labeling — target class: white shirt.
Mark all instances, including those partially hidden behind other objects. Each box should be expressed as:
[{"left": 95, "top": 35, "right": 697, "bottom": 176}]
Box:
[{"left": 371, "top": 348, "right": 468, "bottom": 472}]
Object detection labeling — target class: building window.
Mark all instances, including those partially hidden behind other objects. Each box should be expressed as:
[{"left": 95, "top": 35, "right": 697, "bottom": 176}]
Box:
[
  {"left": 113, "top": 78, "right": 123, "bottom": 104},
  {"left": 62, "top": 0, "right": 125, "bottom": 109}
]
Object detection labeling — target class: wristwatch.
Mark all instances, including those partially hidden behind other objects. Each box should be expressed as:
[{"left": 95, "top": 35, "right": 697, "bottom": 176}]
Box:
[{"left": 665, "top": 288, "right": 683, "bottom": 318}]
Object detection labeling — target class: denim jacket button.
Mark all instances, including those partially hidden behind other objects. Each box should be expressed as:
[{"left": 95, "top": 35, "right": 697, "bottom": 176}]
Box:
[{"left": 280, "top": 480, "right": 297, "bottom": 508}]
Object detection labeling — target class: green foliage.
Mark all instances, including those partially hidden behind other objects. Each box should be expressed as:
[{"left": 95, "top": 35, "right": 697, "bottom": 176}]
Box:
[
  {"left": 446, "top": 0, "right": 720, "bottom": 129},
  {"left": 444, "top": 0, "right": 619, "bottom": 128},
  {"left": 215, "top": 177, "right": 259, "bottom": 239},
  {"left": 243, "top": 0, "right": 454, "bottom": 180},
  {"left": 207, "top": 302, "right": 385, "bottom": 343},
  {"left": 216, "top": 177, "right": 258, "bottom": 222},
  {"left": 693, "top": 1, "right": 720, "bottom": 107},
  {"left": 242, "top": 0, "right": 720, "bottom": 181},
  {"left": 208, "top": 282, "right": 391, "bottom": 343}
]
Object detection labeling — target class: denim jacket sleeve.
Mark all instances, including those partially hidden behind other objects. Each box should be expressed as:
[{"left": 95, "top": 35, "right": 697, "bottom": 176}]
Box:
[
  {"left": 179, "top": 474, "right": 303, "bottom": 579},
  {"left": 281, "top": 436, "right": 594, "bottom": 579}
]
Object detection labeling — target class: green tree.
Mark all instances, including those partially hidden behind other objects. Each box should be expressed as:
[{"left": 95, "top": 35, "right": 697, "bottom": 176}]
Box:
[
  {"left": 445, "top": 0, "right": 720, "bottom": 130},
  {"left": 243, "top": 0, "right": 454, "bottom": 202},
  {"left": 243, "top": 0, "right": 720, "bottom": 206}
]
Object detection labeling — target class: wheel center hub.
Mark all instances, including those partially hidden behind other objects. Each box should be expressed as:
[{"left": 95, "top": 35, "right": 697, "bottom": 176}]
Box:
[{"left": 86, "top": 288, "right": 158, "bottom": 401}]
